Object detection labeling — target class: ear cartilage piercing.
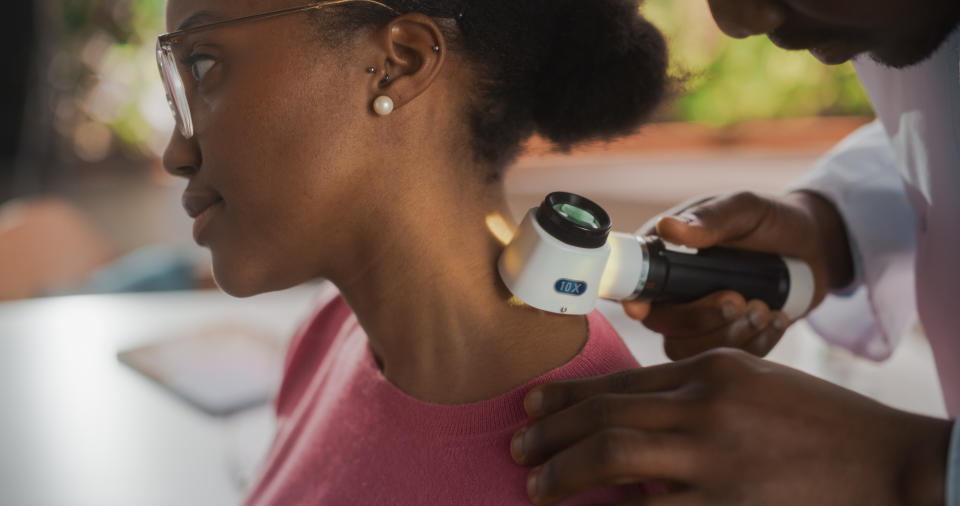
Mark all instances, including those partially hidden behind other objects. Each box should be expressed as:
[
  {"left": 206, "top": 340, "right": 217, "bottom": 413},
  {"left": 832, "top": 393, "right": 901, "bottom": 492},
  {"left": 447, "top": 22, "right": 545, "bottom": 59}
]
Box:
[
  {"left": 373, "top": 96, "right": 395, "bottom": 116},
  {"left": 367, "top": 66, "right": 377, "bottom": 73},
  {"left": 432, "top": 45, "right": 440, "bottom": 53},
  {"left": 379, "top": 73, "right": 391, "bottom": 86}
]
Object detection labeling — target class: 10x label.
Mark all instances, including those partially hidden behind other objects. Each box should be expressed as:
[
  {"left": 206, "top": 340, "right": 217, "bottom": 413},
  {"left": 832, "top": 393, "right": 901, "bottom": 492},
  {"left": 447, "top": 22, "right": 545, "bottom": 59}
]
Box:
[{"left": 555, "top": 279, "right": 587, "bottom": 296}]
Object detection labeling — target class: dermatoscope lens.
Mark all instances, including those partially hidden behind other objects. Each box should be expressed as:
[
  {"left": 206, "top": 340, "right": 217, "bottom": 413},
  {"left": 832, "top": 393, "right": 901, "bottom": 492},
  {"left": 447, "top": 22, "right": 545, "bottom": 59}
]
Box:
[
  {"left": 536, "top": 192, "right": 612, "bottom": 249},
  {"left": 553, "top": 203, "right": 601, "bottom": 229}
]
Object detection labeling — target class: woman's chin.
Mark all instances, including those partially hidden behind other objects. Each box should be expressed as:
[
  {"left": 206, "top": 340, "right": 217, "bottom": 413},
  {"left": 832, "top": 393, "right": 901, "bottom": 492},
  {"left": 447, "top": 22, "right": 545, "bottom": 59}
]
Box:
[
  {"left": 215, "top": 281, "right": 263, "bottom": 298},
  {"left": 210, "top": 258, "right": 305, "bottom": 298},
  {"left": 210, "top": 260, "right": 271, "bottom": 298}
]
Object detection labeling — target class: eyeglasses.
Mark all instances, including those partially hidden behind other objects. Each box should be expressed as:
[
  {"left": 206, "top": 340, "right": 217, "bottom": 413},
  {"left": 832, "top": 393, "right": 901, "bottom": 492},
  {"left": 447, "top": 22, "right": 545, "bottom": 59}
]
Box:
[{"left": 156, "top": 0, "right": 396, "bottom": 139}]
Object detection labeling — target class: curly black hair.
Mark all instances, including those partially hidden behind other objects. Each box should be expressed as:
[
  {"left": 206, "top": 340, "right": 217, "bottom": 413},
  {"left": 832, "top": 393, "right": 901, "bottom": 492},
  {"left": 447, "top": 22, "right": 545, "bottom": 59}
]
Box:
[{"left": 316, "top": 0, "right": 669, "bottom": 182}]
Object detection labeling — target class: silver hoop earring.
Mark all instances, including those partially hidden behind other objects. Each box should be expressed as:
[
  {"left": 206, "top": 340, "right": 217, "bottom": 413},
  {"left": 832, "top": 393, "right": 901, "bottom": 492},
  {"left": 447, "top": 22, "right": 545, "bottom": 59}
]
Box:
[{"left": 373, "top": 96, "right": 395, "bottom": 116}]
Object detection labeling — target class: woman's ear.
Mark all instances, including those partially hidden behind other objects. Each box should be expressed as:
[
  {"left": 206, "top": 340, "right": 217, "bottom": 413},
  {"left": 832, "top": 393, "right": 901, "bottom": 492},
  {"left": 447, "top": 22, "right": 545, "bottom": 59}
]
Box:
[{"left": 369, "top": 13, "right": 446, "bottom": 113}]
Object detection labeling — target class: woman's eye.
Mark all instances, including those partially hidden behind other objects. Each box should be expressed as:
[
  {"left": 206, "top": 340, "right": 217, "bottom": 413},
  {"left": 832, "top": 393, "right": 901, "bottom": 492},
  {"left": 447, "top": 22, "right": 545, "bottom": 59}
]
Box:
[{"left": 189, "top": 56, "right": 216, "bottom": 82}]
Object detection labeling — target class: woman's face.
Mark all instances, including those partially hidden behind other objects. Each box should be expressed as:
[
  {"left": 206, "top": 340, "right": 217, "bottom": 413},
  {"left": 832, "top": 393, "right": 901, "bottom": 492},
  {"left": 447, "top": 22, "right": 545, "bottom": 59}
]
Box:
[
  {"left": 163, "top": 0, "right": 381, "bottom": 296},
  {"left": 708, "top": 0, "right": 957, "bottom": 67}
]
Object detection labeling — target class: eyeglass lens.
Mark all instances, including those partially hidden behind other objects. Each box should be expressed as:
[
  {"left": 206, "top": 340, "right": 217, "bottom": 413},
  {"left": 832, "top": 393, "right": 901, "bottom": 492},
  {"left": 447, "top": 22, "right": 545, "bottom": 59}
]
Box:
[{"left": 156, "top": 40, "right": 195, "bottom": 138}]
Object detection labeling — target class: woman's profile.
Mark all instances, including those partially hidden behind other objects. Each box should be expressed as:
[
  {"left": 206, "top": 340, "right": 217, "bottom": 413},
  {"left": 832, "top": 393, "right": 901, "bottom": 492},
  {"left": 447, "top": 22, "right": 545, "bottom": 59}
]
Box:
[{"left": 157, "top": 0, "right": 669, "bottom": 503}]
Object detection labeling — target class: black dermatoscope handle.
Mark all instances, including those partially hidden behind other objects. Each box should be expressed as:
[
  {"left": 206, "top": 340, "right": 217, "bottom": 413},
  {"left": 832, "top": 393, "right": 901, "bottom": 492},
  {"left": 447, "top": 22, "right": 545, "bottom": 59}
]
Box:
[{"left": 636, "top": 237, "right": 791, "bottom": 310}]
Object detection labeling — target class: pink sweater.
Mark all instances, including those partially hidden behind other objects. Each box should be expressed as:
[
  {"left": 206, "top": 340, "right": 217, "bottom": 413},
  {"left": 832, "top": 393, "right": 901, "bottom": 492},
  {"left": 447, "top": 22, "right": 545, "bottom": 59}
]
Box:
[{"left": 245, "top": 293, "right": 650, "bottom": 505}]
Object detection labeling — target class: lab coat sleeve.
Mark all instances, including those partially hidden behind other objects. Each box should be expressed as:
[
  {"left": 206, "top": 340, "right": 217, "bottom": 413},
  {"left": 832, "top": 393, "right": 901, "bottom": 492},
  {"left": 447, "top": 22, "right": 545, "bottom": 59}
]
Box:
[{"left": 789, "top": 121, "right": 917, "bottom": 361}]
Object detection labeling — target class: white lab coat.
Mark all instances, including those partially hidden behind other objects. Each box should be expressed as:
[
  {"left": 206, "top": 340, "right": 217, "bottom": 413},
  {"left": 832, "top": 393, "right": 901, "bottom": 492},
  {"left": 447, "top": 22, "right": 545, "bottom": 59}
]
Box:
[{"left": 794, "top": 27, "right": 960, "bottom": 416}]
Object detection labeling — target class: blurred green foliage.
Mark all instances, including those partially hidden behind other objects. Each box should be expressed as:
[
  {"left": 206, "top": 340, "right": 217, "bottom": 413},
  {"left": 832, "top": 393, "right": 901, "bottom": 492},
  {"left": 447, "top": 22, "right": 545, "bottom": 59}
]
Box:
[
  {"left": 643, "top": 0, "right": 873, "bottom": 125},
  {"left": 54, "top": 0, "right": 873, "bottom": 162},
  {"left": 51, "top": 0, "right": 167, "bottom": 163}
]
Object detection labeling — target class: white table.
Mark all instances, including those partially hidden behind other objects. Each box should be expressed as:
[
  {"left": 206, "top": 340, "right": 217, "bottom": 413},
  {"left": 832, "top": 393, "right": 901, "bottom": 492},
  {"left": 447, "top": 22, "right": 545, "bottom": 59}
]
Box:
[
  {"left": 0, "top": 285, "right": 946, "bottom": 506},
  {"left": 0, "top": 285, "right": 323, "bottom": 506}
]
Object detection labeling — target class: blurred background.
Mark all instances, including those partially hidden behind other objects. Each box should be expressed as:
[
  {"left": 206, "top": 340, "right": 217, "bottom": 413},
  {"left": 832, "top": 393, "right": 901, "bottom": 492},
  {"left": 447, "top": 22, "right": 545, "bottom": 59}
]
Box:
[
  {"left": 0, "top": 2, "right": 941, "bottom": 506},
  {"left": 1, "top": 0, "right": 875, "bottom": 301}
]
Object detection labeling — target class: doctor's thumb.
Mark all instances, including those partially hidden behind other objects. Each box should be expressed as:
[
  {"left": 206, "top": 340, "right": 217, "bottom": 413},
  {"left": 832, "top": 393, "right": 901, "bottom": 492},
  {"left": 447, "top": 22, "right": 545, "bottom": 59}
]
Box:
[
  {"left": 655, "top": 214, "right": 715, "bottom": 248},
  {"left": 655, "top": 192, "right": 770, "bottom": 250}
]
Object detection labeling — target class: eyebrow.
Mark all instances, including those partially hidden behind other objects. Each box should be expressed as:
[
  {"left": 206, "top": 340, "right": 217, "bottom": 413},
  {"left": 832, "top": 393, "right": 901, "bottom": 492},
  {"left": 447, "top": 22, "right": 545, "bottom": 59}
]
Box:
[{"left": 177, "top": 11, "right": 224, "bottom": 31}]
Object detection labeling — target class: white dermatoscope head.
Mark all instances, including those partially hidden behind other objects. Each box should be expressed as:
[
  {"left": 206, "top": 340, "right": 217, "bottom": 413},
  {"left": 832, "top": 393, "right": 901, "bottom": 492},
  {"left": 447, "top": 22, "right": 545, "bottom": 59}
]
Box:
[{"left": 498, "top": 193, "right": 617, "bottom": 315}]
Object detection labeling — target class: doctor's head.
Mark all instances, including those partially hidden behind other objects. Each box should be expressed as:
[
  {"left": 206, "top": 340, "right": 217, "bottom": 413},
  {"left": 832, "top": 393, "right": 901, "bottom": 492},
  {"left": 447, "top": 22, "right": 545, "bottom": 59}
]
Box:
[
  {"left": 159, "top": 0, "right": 668, "bottom": 297},
  {"left": 706, "top": 0, "right": 960, "bottom": 68}
]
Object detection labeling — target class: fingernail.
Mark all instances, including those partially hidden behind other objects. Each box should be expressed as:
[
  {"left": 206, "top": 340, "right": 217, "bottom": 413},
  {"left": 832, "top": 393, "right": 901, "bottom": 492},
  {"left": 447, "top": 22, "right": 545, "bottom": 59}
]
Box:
[
  {"left": 773, "top": 314, "right": 790, "bottom": 331},
  {"left": 675, "top": 213, "right": 701, "bottom": 227},
  {"left": 747, "top": 307, "right": 765, "bottom": 328},
  {"left": 752, "top": 334, "right": 769, "bottom": 353},
  {"left": 721, "top": 302, "right": 738, "bottom": 321},
  {"left": 527, "top": 466, "right": 543, "bottom": 501},
  {"left": 511, "top": 428, "right": 527, "bottom": 462},
  {"left": 525, "top": 390, "right": 544, "bottom": 417},
  {"left": 726, "top": 317, "right": 749, "bottom": 343}
]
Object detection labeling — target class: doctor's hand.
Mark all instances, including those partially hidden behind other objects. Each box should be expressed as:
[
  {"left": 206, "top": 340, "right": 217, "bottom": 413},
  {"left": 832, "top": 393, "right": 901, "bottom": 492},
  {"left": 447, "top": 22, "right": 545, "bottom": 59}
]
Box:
[
  {"left": 623, "top": 191, "right": 853, "bottom": 359},
  {"left": 512, "top": 349, "right": 952, "bottom": 506}
]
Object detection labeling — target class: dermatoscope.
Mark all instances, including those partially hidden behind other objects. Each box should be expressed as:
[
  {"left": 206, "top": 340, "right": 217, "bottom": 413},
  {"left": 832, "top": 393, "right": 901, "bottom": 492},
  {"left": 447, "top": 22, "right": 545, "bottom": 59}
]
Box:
[{"left": 498, "top": 192, "right": 814, "bottom": 318}]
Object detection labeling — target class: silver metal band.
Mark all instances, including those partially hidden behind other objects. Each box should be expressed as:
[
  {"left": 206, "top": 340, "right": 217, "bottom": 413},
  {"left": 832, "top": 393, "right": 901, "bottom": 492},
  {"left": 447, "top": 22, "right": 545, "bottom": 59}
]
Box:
[{"left": 628, "top": 236, "right": 651, "bottom": 300}]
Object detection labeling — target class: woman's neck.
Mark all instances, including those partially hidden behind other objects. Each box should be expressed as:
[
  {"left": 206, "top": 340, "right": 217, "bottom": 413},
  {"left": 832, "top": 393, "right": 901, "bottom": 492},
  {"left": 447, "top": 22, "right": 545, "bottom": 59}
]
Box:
[{"left": 329, "top": 187, "right": 589, "bottom": 404}]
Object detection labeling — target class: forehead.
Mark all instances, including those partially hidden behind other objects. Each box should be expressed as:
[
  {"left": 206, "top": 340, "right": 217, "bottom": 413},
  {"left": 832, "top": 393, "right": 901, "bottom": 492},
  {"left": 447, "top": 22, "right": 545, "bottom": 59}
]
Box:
[{"left": 165, "top": 0, "right": 304, "bottom": 32}]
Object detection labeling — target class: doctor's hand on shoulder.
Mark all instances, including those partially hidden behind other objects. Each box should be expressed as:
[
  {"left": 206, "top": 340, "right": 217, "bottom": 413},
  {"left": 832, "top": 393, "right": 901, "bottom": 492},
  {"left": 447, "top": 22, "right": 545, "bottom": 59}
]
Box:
[
  {"left": 511, "top": 348, "right": 952, "bottom": 506},
  {"left": 508, "top": 193, "right": 954, "bottom": 505},
  {"left": 623, "top": 191, "right": 853, "bottom": 359}
]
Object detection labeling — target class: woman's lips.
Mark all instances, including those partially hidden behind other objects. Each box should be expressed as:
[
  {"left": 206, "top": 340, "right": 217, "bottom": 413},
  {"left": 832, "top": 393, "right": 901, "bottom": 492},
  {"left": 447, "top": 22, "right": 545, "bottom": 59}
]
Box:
[
  {"left": 191, "top": 200, "right": 224, "bottom": 244},
  {"left": 182, "top": 190, "right": 224, "bottom": 244},
  {"left": 182, "top": 191, "right": 223, "bottom": 218},
  {"left": 809, "top": 41, "right": 863, "bottom": 65}
]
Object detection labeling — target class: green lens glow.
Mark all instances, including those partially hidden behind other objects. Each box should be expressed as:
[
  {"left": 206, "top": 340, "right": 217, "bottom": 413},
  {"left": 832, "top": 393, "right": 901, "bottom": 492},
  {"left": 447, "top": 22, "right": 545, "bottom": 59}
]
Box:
[{"left": 554, "top": 203, "right": 600, "bottom": 229}]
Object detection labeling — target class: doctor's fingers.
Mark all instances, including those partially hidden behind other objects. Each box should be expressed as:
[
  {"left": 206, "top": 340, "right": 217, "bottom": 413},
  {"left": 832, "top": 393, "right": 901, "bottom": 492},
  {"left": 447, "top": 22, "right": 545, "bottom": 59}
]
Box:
[
  {"left": 623, "top": 300, "right": 652, "bottom": 321},
  {"left": 607, "top": 493, "right": 712, "bottom": 506},
  {"left": 660, "top": 300, "right": 778, "bottom": 360},
  {"left": 638, "top": 195, "right": 716, "bottom": 237},
  {"left": 609, "top": 492, "right": 710, "bottom": 506},
  {"left": 524, "top": 362, "right": 695, "bottom": 419},
  {"left": 642, "top": 291, "right": 747, "bottom": 338},
  {"left": 742, "top": 312, "right": 790, "bottom": 357},
  {"left": 706, "top": 0, "right": 786, "bottom": 39},
  {"left": 524, "top": 428, "right": 701, "bottom": 506},
  {"left": 512, "top": 391, "right": 697, "bottom": 467}
]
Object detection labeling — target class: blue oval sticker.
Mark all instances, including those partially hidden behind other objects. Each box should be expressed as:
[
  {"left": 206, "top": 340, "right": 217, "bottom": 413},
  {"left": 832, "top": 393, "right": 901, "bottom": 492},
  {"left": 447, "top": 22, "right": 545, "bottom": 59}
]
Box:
[{"left": 555, "top": 279, "right": 588, "bottom": 296}]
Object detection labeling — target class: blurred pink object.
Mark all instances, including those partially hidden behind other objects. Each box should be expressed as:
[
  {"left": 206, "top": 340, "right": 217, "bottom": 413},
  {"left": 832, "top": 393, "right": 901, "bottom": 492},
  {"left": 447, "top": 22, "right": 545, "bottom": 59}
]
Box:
[{"left": 0, "top": 198, "right": 116, "bottom": 300}]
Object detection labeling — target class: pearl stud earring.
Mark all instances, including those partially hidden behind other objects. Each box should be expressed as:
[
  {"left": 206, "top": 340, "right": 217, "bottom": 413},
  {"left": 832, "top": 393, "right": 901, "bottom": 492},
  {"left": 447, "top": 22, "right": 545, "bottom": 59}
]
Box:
[{"left": 373, "top": 96, "right": 395, "bottom": 116}]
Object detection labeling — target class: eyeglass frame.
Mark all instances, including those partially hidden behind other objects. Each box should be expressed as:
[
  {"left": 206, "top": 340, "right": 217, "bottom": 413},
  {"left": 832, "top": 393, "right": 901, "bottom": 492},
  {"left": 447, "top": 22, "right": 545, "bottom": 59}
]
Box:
[{"left": 156, "top": 0, "right": 398, "bottom": 139}]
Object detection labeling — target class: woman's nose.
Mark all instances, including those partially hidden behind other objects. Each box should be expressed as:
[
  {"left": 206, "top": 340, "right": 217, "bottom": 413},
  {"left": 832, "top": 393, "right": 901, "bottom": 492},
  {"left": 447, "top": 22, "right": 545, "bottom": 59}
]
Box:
[
  {"left": 707, "top": 0, "right": 786, "bottom": 39},
  {"left": 162, "top": 130, "right": 201, "bottom": 178}
]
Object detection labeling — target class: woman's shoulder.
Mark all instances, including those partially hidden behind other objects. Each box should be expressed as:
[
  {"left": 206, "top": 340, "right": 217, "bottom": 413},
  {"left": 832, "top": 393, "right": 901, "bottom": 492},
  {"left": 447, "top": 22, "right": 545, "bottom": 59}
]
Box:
[{"left": 533, "top": 310, "right": 640, "bottom": 388}]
